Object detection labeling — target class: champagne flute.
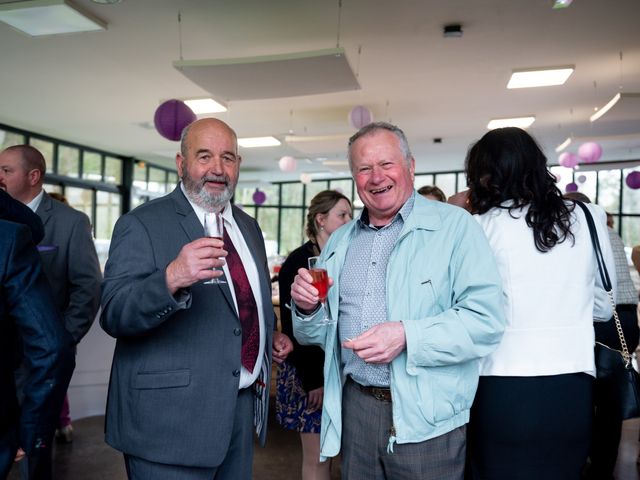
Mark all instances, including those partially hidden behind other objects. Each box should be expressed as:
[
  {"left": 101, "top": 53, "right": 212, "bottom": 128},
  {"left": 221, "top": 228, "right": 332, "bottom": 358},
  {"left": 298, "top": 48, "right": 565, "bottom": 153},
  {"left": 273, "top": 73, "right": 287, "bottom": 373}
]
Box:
[
  {"left": 308, "top": 256, "right": 333, "bottom": 325},
  {"left": 203, "top": 211, "right": 226, "bottom": 284}
]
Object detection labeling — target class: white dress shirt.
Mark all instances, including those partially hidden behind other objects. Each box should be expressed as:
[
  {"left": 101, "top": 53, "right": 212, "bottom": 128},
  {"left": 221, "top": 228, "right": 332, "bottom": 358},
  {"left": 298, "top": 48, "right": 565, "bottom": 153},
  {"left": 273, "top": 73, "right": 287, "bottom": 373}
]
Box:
[{"left": 181, "top": 185, "right": 266, "bottom": 389}]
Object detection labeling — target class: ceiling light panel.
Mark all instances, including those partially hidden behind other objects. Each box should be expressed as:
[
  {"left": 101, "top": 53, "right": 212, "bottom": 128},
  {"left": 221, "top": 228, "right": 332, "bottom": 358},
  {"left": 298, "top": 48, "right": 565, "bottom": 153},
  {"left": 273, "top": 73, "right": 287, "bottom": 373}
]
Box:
[
  {"left": 183, "top": 98, "right": 227, "bottom": 114},
  {"left": 238, "top": 137, "right": 281, "bottom": 148},
  {"left": 174, "top": 48, "right": 360, "bottom": 101},
  {"left": 507, "top": 66, "right": 574, "bottom": 89},
  {"left": 590, "top": 93, "right": 640, "bottom": 122},
  {"left": 555, "top": 137, "right": 572, "bottom": 152},
  {"left": 0, "top": 0, "right": 106, "bottom": 36},
  {"left": 487, "top": 116, "right": 535, "bottom": 130}
]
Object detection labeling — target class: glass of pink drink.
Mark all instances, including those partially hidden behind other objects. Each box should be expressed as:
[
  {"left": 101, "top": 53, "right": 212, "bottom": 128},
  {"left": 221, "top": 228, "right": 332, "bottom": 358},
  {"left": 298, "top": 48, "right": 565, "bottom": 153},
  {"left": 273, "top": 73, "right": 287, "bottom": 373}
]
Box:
[{"left": 308, "top": 256, "right": 334, "bottom": 325}]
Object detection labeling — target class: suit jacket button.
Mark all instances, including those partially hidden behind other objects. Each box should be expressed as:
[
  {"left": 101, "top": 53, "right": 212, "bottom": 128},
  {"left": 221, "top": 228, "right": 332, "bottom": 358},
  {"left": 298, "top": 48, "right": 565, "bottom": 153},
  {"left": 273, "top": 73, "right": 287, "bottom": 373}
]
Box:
[
  {"left": 233, "top": 369, "right": 240, "bottom": 377},
  {"left": 234, "top": 328, "right": 241, "bottom": 336}
]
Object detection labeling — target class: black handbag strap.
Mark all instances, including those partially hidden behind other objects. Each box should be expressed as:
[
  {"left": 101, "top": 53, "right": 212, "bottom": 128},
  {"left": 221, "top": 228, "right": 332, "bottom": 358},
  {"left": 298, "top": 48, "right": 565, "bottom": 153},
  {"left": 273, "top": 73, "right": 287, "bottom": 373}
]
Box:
[
  {"left": 575, "top": 201, "right": 631, "bottom": 364},
  {"left": 574, "top": 201, "right": 612, "bottom": 292}
]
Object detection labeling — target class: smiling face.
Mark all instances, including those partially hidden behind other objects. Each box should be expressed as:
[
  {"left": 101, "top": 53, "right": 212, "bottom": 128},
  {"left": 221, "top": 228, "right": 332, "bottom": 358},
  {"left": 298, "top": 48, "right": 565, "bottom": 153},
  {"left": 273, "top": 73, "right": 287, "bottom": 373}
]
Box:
[
  {"left": 176, "top": 118, "right": 241, "bottom": 212},
  {"left": 350, "top": 129, "right": 415, "bottom": 225}
]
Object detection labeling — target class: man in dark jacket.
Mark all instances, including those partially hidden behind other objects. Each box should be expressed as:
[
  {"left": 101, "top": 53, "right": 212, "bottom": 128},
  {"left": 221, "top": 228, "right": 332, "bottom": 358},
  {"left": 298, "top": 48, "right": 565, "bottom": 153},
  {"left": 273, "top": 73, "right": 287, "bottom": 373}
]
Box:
[{"left": 0, "top": 219, "right": 75, "bottom": 479}]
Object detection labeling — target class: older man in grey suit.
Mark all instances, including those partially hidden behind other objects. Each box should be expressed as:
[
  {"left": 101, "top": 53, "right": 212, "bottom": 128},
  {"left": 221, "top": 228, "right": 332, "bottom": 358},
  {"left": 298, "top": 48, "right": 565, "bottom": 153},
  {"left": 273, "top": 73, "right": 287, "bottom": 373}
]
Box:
[
  {"left": 0, "top": 144, "right": 102, "bottom": 479},
  {"left": 100, "top": 118, "right": 293, "bottom": 480}
]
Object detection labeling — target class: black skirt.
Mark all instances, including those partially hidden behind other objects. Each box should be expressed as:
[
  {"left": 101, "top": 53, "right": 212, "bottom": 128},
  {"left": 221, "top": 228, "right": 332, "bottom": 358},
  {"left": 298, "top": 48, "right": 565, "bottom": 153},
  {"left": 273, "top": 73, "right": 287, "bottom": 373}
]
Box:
[{"left": 467, "top": 373, "right": 593, "bottom": 480}]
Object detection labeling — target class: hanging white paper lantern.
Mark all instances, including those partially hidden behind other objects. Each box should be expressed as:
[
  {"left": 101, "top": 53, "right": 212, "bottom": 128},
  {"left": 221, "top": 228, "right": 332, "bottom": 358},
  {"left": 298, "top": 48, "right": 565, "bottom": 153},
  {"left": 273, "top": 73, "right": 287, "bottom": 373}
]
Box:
[{"left": 278, "top": 156, "right": 297, "bottom": 172}]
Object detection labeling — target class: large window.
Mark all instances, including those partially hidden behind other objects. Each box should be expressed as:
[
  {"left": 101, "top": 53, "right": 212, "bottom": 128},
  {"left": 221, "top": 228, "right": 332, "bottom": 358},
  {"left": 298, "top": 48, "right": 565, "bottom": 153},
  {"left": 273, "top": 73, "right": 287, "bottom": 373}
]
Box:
[
  {"left": 105, "top": 156, "right": 122, "bottom": 185},
  {"left": 58, "top": 145, "right": 80, "bottom": 178},
  {"left": 3, "top": 122, "right": 640, "bottom": 260},
  {"left": 0, "top": 128, "right": 25, "bottom": 149},
  {"left": 29, "top": 137, "right": 54, "bottom": 173},
  {"left": 279, "top": 207, "right": 305, "bottom": 256},
  {"left": 96, "top": 191, "right": 121, "bottom": 268},
  {"left": 82, "top": 151, "right": 102, "bottom": 181},
  {"left": 2, "top": 123, "right": 129, "bottom": 270}
]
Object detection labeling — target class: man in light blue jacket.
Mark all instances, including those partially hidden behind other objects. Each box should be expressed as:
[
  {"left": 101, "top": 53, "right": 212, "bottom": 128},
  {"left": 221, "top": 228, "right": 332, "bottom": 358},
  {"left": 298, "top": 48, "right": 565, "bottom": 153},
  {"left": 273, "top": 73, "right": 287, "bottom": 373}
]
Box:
[{"left": 291, "top": 122, "right": 506, "bottom": 480}]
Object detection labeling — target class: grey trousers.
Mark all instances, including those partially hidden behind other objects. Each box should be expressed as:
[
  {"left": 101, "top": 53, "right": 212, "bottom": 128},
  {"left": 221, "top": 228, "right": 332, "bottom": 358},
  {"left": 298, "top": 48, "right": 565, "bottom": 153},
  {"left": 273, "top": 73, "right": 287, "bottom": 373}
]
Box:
[
  {"left": 124, "top": 387, "right": 254, "bottom": 480},
  {"left": 341, "top": 378, "right": 465, "bottom": 480}
]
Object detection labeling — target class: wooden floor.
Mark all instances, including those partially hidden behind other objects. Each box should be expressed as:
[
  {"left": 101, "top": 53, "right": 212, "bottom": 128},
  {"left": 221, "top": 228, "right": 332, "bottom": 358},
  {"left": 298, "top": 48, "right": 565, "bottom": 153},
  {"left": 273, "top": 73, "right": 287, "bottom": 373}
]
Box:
[
  {"left": 616, "top": 418, "right": 640, "bottom": 480},
  {"left": 6, "top": 412, "right": 640, "bottom": 479}
]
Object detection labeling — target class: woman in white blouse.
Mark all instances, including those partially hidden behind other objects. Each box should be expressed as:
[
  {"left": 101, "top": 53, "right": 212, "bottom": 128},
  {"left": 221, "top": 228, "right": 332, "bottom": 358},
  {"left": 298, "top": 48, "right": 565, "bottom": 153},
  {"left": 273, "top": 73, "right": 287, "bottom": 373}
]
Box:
[{"left": 458, "top": 127, "right": 615, "bottom": 480}]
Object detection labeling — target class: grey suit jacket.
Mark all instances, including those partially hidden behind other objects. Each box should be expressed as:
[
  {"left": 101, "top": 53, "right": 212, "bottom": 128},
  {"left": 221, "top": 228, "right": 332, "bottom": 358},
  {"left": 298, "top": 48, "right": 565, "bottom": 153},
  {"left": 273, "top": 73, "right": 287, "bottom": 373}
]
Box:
[
  {"left": 100, "top": 186, "right": 275, "bottom": 468},
  {"left": 36, "top": 192, "right": 102, "bottom": 343}
]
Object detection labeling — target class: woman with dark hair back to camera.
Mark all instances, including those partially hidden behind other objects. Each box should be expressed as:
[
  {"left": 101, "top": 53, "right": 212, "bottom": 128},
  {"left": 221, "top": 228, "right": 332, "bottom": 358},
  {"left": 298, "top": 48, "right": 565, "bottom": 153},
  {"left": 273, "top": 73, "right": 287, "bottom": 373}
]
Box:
[
  {"left": 453, "top": 127, "right": 616, "bottom": 480},
  {"left": 276, "top": 190, "right": 352, "bottom": 480}
]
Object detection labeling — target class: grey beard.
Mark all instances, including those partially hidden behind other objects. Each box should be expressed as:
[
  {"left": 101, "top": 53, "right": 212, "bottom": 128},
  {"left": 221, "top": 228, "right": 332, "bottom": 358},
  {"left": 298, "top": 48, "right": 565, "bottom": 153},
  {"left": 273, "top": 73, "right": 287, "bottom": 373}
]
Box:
[{"left": 182, "top": 174, "right": 235, "bottom": 212}]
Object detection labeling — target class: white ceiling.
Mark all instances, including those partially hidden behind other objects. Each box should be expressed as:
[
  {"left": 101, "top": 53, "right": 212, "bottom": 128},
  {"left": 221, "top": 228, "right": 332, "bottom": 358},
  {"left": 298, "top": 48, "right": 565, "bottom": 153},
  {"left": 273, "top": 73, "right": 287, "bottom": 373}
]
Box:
[{"left": 1, "top": 0, "right": 639, "bottom": 186}]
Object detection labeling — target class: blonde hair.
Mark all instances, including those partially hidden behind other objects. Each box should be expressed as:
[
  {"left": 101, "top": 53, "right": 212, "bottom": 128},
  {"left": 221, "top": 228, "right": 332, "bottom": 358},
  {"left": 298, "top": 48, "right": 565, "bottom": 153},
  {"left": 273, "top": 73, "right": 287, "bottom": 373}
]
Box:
[{"left": 305, "top": 190, "right": 351, "bottom": 241}]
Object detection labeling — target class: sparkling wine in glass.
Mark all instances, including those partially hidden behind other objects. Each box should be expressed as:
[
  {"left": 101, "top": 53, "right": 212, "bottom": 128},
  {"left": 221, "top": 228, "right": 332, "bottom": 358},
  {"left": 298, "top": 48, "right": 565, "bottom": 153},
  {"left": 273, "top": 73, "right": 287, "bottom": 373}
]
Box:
[
  {"left": 203, "top": 211, "right": 226, "bottom": 284},
  {"left": 308, "top": 256, "right": 333, "bottom": 325}
]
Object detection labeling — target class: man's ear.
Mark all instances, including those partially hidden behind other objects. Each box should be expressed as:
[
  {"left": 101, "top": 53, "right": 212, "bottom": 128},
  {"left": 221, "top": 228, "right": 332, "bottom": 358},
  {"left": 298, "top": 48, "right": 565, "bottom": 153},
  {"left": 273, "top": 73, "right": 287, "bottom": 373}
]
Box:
[
  {"left": 176, "top": 155, "right": 184, "bottom": 178},
  {"left": 28, "top": 169, "right": 41, "bottom": 187}
]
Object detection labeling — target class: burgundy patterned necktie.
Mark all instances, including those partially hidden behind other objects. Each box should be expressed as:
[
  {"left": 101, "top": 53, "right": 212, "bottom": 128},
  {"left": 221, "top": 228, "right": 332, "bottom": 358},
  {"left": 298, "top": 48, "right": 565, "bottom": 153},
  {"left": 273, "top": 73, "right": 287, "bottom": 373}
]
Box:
[{"left": 223, "top": 227, "right": 260, "bottom": 372}]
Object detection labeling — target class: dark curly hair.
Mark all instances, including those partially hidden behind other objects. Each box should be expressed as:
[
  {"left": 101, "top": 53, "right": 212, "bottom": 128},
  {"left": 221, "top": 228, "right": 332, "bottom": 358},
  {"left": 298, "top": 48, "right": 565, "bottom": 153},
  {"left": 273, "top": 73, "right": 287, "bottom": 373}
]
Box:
[{"left": 465, "top": 127, "right": 574, "bottom": 252}]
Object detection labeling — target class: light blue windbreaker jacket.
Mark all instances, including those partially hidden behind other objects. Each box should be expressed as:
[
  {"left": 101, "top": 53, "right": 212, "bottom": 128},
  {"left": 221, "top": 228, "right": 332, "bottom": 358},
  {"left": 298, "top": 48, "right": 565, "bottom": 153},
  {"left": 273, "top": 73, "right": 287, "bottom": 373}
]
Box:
[{"left": 293, "top": 193, "right": 506, "bottom": 459}]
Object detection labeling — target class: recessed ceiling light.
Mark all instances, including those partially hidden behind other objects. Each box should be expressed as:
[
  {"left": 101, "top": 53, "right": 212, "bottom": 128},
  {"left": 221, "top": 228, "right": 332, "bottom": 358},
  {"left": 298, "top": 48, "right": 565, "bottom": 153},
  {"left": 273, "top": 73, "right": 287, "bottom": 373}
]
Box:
[
  {"left": 507, "top": 66, "right": 574, "bottom": 89},
  {"left": 553, "top": 0, "right": 573, "bottom": 9},
  {"left": 183, "top": 98, "right": 227, "bottom": 114},
  {"left": 487, "top": 116, "right": 536, "bottom": 130},
  {"left": 238, "top": 136, "right": 281, "bottom": 148},
  {"left": 0, "top": 0, "right": 106, "bottom": 36}
]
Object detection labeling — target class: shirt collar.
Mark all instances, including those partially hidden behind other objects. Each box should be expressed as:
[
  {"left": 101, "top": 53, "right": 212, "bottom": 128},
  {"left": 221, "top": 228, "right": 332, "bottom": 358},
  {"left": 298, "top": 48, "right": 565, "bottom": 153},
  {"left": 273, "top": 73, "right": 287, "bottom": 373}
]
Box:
[
  {"left": 27, "top": 189, "right": 44, "bottom": 212},
  {"left": 356, "top": 191, "right": 416, "bottom": 230}
]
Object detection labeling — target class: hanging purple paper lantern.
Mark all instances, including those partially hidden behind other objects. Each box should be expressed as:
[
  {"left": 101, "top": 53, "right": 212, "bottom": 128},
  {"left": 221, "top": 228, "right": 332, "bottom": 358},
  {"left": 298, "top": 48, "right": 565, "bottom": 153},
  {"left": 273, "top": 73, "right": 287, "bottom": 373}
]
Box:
[
  {"left": 625, "top": 171, "right": 640, "bottom": 190},
  {"left": 278, "top": 156, "right": 297, "bottom": 172},
  {"left": 558, "top": 152, "right": 579, "bottom": 168},
  {"left": 577, "top": 142, "right": 603, "bottom": 164},
  {"left": 577, "top": 174, "right": 587, "bottom": 184},
  {"left": 252, "top": 189, "right": 267, "bottom": 205},
  {"left": 565, "top": 182, "right": 579, "bottom": 193},
  {"left": 154, "top": 99, "right": 197, "bottom": 141},
  {"left": 348, "top": 106, "right": 373, "bottom": 130}
]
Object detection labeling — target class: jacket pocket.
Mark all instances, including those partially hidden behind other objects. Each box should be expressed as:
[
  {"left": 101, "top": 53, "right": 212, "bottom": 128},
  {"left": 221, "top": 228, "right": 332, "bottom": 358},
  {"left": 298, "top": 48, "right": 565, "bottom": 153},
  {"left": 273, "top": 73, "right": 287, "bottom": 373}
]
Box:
[
  {"left": 133, "top": 369, "right": 191, "bottom": 389},
  {"left": 417, "top": 279, "right": 441, "bottom": 317}
]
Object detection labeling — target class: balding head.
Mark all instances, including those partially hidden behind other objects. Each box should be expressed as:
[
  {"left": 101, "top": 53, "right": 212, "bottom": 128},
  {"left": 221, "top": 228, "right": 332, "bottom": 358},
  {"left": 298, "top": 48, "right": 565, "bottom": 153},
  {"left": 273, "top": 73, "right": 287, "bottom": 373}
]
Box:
[
  {"left": 0, "top": 145, "right": 46, "bottom": 203},
  {"left": 180, "top": 118, "right": 238, "bottom": 159}
]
